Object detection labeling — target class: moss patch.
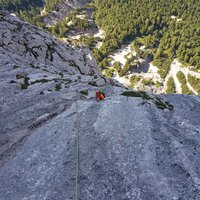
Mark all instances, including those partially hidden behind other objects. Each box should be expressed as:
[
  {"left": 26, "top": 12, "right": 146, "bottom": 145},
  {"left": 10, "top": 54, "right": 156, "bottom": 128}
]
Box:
[
  {"left": 55, "top": 83, "right": 62, "bottom": 91},
  {"left": 13, "top": 65, "right": 21, "bottom": 69},
  {"left": 9, "top": 80, "right": 17, "bottom": 84},
  {"left": 121, "top": 91, "right": 152, "bottom": 100},
  {"left": 155, "top": 97, "right": 174, "bottom": 111},
  {"left": 31, "top": 79, "right": 51, "bottom": 84},
  {"left": 79, "top": 89, "right": 88, "bottom": 96},
  {"left": 121, "top": 91, "right": 173, "bottom": 111},
  {"left": 16, "top": 74, "right": 30, "bottom": 90},
  {"left": 88, "top": 81, "right": 98, "bottom": 87},
  {"left": 16, "top": 74, "right": 25, "bottom": 79}
]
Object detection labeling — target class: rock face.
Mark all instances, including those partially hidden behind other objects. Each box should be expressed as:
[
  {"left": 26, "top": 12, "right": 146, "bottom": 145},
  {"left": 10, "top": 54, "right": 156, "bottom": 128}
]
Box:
[
  {"left": 0, "top": 11, "right": 200, "bottom": 200},
  {"left": 0, "top": 10, "right": 107, "bottom": 163}
]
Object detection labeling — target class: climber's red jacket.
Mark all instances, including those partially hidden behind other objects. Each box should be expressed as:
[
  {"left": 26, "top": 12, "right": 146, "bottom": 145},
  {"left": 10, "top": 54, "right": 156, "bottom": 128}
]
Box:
[{"left": 96, "top": 90, "right": 105, "bottom": 100}]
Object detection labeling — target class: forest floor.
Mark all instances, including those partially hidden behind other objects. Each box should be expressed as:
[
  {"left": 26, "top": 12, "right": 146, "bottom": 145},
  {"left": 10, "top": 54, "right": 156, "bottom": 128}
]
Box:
[
  {"left": 23, "top": 0, "right": 199, "bottom": 95},
  {"left": 163, "top": 60, "right": 200, "bottom": 95},
  {"left": 108, "top": 43, "right": 200, "bottom": 94},
  {"left": 57, "top": 8, "right": 199, "bottom": 95},
  {"left": 94, "top": 29, "right": 104, "bottom": 49},
  {"left": 108, "top": 44, "right": 162, "bottom": 93},
  {"left": 110, "top": 44, "right": 135, "bottom": 65}
]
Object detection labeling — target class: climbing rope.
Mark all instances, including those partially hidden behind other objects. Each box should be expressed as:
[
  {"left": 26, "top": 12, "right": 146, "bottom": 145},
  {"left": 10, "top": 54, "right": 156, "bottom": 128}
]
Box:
[
  {"left": 75, "top": 92, "right": 80, "bottom": 200},
  {"left": 73, "top": 91, "right": 117, "bottom": 200}
]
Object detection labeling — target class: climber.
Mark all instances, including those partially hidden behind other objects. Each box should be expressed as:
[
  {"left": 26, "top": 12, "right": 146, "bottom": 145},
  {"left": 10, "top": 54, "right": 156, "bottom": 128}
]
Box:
[{"left": 96, "top": 90, "right": 105, "bottom": 101}]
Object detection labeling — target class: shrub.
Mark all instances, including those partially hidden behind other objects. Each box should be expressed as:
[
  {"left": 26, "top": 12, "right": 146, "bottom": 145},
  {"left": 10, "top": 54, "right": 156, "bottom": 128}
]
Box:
[
  {"left": 176, "top": 71, "right": 186, "bottom": 84},
  {"left": 165, "top": 77, "right": 176, "bottom": 94},
  {"left": 130, "top": 75, "right": 141, "bottom": 85},
  {"left": 155, "top": 81, "right": 162, "bottom": 88},
  {"left": 113, "top": 62, "right": 122, "bottom": 73},
  {"left": 141, "top": 79, "right": 155, "bottom": 86},
  {"left": 102, "top": 68, "right": 115, "bottom": 78},
  {"left": 187, "top": 74, "right": 200, "bottom": 95},
  {"left": 177, "top": 71, "right": 189, "bottom": 94},
  {"left": 176, "top": 71, "right": 194, "bottom": 94},
  {"left": 153, "top": 57, "right": 172, "bottom": 79}
]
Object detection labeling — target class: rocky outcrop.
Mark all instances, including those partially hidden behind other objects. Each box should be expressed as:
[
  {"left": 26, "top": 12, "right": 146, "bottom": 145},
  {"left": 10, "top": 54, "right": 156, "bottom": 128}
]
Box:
[
  {"left": 0, "top": 11, "right": 200, "bottom": 200},
  {"left": 42, "top": 0, "right": 91, "bottom": 26},
  {"left": 0, "top": 10, "right": 100, "bottom": 76},
  {"left": 0, "top": 10, "right": 108, "bottom": 164}
]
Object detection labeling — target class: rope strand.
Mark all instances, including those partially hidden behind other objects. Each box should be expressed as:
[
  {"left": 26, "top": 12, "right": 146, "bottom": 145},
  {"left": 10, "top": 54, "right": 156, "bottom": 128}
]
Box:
[{"left": 75, "top": 93, "right": 80, "bottom": 200}]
